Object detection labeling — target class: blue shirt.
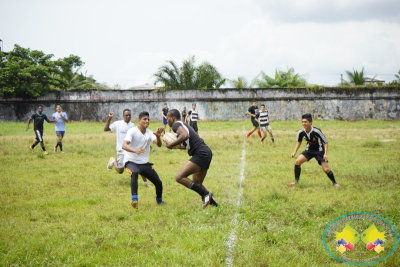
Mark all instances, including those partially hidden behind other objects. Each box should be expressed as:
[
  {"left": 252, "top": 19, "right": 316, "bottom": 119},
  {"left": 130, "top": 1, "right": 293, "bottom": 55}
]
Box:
[{"left": 52, "top": 112, "right": 68, "bottom": 131}]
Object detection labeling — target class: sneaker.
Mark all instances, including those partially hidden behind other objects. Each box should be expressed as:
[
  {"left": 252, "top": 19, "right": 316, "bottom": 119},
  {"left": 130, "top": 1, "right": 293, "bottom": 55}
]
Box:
[
  {"left": 286, "top": 182, "right": 297, "bottom": 187},
  {"left": 156, "top": 201, "right": 167, "bottom": 206},
  {"left": 54, "top": 146, "right": 57, "bottom": 153},
  {"left": 144, "top": 182, "right": 153, "bottom": 189},
  {"left": 44, "top": 151, "right": 48, "bottom": 155},
  {"left": 29, "top": 145, "right": 34, "bottom": 153},
  {"left": 333, "top": 183, "right": 340, "bottom": 188},
  {"left": 131, "top": 200, "right": 138, "bottom": 209},
  {"left": 60, "top": 151, "right": 65, "bottom": 154},
  {"left": 261, "top": 139, "right": 264, "bottom": 144},
  {"left": 107, "top": 157, "right": 115, "bottom": 171},
  {"left": 202, "top": 192, "right": 213, "bottom": 209}
]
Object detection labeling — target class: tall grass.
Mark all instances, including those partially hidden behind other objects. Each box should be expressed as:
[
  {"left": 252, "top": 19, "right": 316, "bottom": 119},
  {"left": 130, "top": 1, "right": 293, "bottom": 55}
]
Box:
[{"left": 0, "top": 120, "right": 399, "bottom": 266}]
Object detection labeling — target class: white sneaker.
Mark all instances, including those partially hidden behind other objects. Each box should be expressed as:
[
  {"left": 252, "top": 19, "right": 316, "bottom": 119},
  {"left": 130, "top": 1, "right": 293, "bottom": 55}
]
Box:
[
  {"left": 333, "top": 183, "right": 340, "bottom": 188},
  {"left": 144, "top": 182, "right": 153, "bottom": 189},
  {"left": 107, "top": 157, "right": 115, "bottom": 171}
]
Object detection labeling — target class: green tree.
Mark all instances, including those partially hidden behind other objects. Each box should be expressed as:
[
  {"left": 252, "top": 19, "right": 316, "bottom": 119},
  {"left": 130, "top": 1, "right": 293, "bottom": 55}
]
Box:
[
  {"left": 229, "top": 76, "right": 249, "bottom": 89},
  {"left": 394, "top": 70, "right": 400, "bottom": 83},
  {"left": 0, "top": 45, "right": 65, "bottom": 98},
  {"left": 153, "top": 55, "right": 225, "bottom": 90},
  {"left": 256, "top": 67, "right": 307, "bottom": 88},
  {"left": 345, "top": 67, "right": 366, "bottom": 85}
]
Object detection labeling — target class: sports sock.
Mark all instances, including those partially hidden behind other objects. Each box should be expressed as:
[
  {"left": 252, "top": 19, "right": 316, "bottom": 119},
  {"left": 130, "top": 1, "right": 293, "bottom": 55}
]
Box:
[
  {"left": 295, "top": 165, "right": 301, "bottom": 183},
  {"left": 59, "top": 142, "right": 63, "bottom": 151},
  {"left": 31, "top": 143, "right": 37, "bottom": 148},
  {"left": 327, "top": 171, "right": 336, "bottom": 184},
  {"left": 156, "top": 196, "right": 162, "bottom": 203},
  {"left": 246, "top": 132, "right": 251, "bottom": 137},
  {"left": 187, "top": 182, "right": 208, "bottom": 197},
  {"left": 41, "top": 146, "right": 46, "bottom": 151},
  {"left": 261, "top": 137, "right": 265, "bottom": 141},
  {"left": 271, "top": 136, "right": 274, "bottom": 142},
  {"left": 131, "top": 195, "right": 138, "bottom": 201},
  {"left": 257, "top": 131, "right": 262, "bottom": 138}
]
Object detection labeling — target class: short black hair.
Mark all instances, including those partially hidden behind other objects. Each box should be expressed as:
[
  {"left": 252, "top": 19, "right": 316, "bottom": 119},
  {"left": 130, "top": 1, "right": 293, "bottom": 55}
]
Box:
[
  {"left": 123, "top": 109, "right": 131, "bottom": 114},
  {"left": 38, "top": 104, "right": 44, "bottom": 108},
  {"left": 56, "top": 103, "right": 61, "bottom": 107},
  {"left": 260, "top": 104, "right": 265, "bottom": 107},
  {"left": 302, "top": 113, "right": 312, "bottom": 122},
  {"left": 139, "top": 111, "right": 149, "bottom": 119},
  {"left": 252, "top": 100, "right": 256, "bottom": 103},
  {"left": 168, "top": 109, "right": 181, "bottom": 120}
]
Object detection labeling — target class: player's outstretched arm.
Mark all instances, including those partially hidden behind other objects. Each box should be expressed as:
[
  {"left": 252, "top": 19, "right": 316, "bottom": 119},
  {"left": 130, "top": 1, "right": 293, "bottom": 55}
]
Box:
[
  {"left": 323, "top": 143, "right": 329, "bottom": 161},
  {"left": 291, "top": 141, "right": 302, "bottom": 158},
  {"left": 104, "top": 112, "right": 113, "bottom": 131},
  {"left": 26, "top": 117, "right": 33, "bottom": 131},
  {"left": 154, "top": 128, "right": 164, "bottom": 147},
  {"left": 46, "top": 117, "right": 57, "bottom": 123}
]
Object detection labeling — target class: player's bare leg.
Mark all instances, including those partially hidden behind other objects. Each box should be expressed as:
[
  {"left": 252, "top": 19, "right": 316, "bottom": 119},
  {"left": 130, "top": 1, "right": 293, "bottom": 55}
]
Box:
[{"left": 321, "top": 161, "right": 339, "bottom": 187}]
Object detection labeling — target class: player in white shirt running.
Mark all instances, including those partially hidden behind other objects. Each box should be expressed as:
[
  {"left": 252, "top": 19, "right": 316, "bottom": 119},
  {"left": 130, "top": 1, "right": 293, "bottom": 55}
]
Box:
[
  {"left": 104, "top": 109, "right": 151, "bottom": 188},
  {"left": 122, "top": 111, "right": 165, "bottom": 208},
  {"left": 52, "top": 104, "right": 69, "bottom": 153}
]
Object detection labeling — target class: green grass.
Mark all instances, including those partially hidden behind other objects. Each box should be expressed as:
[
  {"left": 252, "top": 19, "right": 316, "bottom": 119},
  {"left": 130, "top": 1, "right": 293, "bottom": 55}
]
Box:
[{"left": 0, "top": 120, "right": 399, "bottom": 266}]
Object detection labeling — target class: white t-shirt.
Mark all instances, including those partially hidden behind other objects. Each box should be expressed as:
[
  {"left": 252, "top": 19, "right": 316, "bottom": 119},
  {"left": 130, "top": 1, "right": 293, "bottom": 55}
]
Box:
[
  {"left": 123, "top": 127, "right": 156, "bottom": 164},
  {"left": 109, "top": 120, "right": 135, "bottom": 151}
]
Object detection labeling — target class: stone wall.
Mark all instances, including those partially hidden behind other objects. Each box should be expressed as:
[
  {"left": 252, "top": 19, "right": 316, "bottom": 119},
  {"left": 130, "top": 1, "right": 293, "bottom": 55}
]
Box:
[{"left": 0, "top": 88, "right": 399, "bottom": 122}]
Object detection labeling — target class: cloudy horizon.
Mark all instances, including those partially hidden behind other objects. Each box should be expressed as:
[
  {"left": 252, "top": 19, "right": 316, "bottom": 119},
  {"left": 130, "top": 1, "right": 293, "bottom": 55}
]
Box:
[{"left": 2, "top": 0, "right": 399, "bottom": 88}]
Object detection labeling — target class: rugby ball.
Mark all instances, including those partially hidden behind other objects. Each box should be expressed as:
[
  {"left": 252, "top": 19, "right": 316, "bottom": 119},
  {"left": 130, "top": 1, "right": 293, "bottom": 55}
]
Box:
[{"left": 162, "top": 133, "right": 180, "bottom": 149}]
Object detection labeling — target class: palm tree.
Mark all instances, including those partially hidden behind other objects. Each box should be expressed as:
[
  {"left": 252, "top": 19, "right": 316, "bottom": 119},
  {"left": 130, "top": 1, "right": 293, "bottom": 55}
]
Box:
[
  {"left": 229, "top": 77, "right": 249, "bottom": 89},
  {"left": 256, "top": 67, "right": 306, "bottom": 88},
  {"left": 153, "top": 55, "right": 225, "bottom": 90},
  {"left": 345, "top": 67, "right": 367, "bottom": 86}
]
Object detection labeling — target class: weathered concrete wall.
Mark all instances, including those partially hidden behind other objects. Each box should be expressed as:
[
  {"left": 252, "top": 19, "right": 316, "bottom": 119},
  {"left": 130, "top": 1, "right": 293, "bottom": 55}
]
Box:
[{"left": 0, "top": 88, "right": 399, "bottom": 122}]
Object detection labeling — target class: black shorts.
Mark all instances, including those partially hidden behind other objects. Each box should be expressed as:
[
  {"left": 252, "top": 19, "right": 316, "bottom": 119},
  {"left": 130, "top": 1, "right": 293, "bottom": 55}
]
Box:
[
  {"left": 190, "top": 146, "right": 212, "bottom": 170},
  {"left": 301, "top": 150, "right": 327, "bottom": 165},
  {"left": 34, "top": 129, "right": 44, "bottom": 142},
  {"left": 190, "top": 122, "right": 198, "bottom": 132},
  {"left": 251, "top": 119, "right": 259, "bottom": 127}
]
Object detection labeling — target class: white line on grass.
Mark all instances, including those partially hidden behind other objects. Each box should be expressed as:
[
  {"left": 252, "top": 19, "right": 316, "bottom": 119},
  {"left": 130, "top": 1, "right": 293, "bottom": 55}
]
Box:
[{"left": 225, "top": 131, "right": 246, "bottom": 266}]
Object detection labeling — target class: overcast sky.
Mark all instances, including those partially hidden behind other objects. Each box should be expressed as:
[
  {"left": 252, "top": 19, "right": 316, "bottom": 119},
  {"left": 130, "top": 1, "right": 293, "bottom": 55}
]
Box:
[{"left": 1, "top": 0, "right": 400, "bottom": 88}]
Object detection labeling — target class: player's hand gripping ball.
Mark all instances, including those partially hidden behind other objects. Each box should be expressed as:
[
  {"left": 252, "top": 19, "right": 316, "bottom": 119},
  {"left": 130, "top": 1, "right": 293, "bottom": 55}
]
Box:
[{"left": 162, "top": 133, "right": 180, "bottom": 149}]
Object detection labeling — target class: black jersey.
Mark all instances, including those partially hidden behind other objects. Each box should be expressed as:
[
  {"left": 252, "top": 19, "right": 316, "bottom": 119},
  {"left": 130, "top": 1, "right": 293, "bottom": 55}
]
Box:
[
  {"left": 182, "top": 110, "right": 187, "bottom": 119},
  {"left": 31, "top": 113, "right": 48, "bottom": 131},
  {"left": 248, "top": 106, "right": 259, "bottom": 121},
  {"left": 172, "top": 121, "right": 207, "bottom": 156},
  {"left": 296, "top": 126, "right": 328, "bottom": 152},
  {"left": 162, "top": 108, "right": 169, "bottom": 117}
]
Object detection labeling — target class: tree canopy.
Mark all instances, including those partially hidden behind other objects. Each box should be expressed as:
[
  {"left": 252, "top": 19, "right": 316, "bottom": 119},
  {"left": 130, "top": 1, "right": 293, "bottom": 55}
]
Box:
[
  {"left": 153, "top": 55, "right": 225, "bottom": 90},
  {"left": 256, "top": 67, "right": 307, "bottom": 88},
  {"left": 0, "top": 44, "right": 107, "bottom": 98}
]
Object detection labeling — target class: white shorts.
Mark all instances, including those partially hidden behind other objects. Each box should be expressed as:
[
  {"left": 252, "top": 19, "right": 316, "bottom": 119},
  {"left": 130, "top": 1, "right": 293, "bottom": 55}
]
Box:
[
  {"left": 116, "top": 150, "right": 125, "bottom": 169},
  {"left": 261, "top": 125, "right": 272, "bottom": 131}
]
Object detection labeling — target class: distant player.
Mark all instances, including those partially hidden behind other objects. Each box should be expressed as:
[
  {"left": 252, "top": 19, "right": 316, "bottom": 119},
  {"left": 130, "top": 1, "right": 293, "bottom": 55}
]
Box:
[
  {"left": 122, "top": 111, "right": 165, "bottom": 208},
  {"left": 104, "top": 110, "right": 152, "bottom": 188},
  {"left": 166, "top": 109, "right": 217, "bottom": 209},
  {"left": 26, "top": 104, "right": 56, "bottom": 154},
  {"left": 256, "top": 104, "right": 274, "bottom": 143},
  {"left": 185, "top": 103, "right": 201, "bottom": 134},
  {"left": 288, "top": 113, "right": 339, "bottom": 187},
  {"left": 52, "top": 104, "right": 69, "bottom": 153},
  {"left": 181, "top": 107, "right": 187, "bottom": 120},
  {"left": 161, "top": 102, "right": 170, "bottom": 133},
  {"left": 246, "top": 100, "right": 262, "bottom": 139}
]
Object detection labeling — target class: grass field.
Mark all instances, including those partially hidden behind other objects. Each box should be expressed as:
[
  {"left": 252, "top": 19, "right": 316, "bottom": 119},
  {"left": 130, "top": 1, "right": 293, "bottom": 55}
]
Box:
[{"left": 0, "top": 120, "right": 399, "bottom": 266}]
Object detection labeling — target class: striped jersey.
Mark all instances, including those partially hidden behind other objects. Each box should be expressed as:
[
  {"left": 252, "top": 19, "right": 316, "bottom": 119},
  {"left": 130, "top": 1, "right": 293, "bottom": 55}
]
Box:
[
  {"left": 296, "top": 126, "right": 328, "bottom": 152},
  {"left": 188, "top": 110, "right": 198, "bottom": 123},
  {"left": 257, "top": 110, "right": 269, "bottom": 127}
]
